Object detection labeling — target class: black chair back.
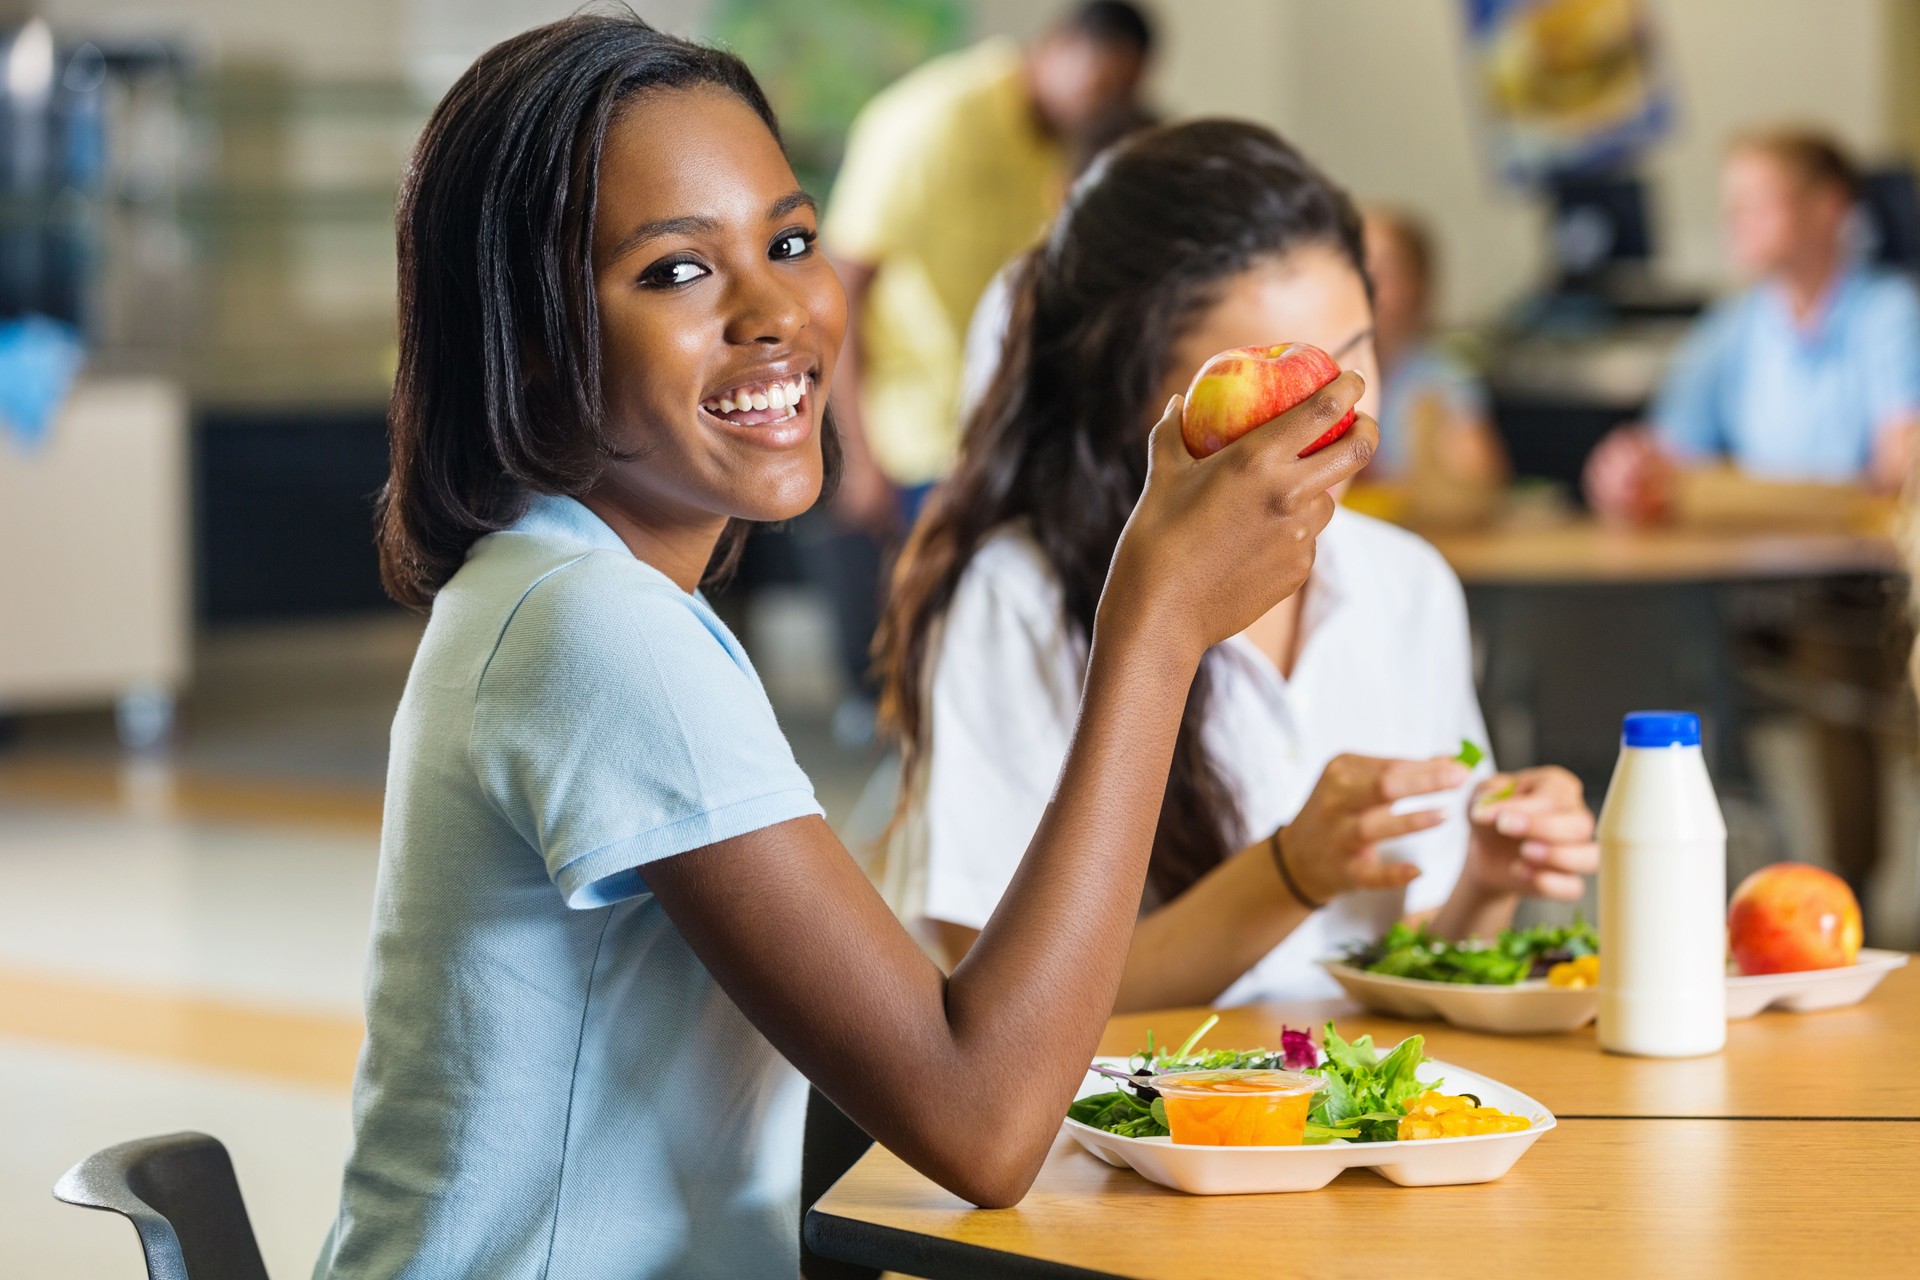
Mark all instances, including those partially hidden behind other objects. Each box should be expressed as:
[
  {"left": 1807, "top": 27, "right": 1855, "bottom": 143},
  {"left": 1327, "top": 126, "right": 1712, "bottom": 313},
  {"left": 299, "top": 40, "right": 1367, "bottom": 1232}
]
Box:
[{"left": 53, "top": 1131, "right": 271, "bottom": 1280}]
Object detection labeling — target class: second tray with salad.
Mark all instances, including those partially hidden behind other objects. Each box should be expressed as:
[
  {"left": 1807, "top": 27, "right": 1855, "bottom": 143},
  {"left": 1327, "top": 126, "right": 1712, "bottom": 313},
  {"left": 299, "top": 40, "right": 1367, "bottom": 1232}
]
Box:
[{"left": 1321, "top": 921, "right": 1909, "bottom": 1034}]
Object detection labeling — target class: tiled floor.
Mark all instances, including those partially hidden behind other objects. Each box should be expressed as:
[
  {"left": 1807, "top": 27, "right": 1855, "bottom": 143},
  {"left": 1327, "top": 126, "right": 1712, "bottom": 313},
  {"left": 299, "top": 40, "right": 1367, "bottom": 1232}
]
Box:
[{"left": 0, "top": 793, "right": 374, "bottom": 1279}]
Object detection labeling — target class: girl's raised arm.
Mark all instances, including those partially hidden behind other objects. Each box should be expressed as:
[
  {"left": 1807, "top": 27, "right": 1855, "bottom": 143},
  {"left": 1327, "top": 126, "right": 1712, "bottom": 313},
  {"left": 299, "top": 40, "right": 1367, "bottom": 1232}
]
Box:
[{"left": 643, "top": 376, "right": 1374, "bottom": 1207}]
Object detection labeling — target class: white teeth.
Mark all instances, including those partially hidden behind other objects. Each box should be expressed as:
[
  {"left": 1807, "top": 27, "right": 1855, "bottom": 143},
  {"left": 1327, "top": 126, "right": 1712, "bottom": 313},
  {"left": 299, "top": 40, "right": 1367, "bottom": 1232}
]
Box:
[{"left": 704, "top": 375, "right": 810, "bottom": 418}]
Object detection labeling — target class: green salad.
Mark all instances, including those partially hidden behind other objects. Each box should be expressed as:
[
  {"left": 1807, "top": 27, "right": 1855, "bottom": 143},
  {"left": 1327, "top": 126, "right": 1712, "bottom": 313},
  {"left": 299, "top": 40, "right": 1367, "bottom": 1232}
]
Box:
[
  {"left": 1343, "top": 920, "right": 1598, "bottom": 986},
  {"left": 1066, "top": 1019, "right": 1435, "bottom": 1144}
]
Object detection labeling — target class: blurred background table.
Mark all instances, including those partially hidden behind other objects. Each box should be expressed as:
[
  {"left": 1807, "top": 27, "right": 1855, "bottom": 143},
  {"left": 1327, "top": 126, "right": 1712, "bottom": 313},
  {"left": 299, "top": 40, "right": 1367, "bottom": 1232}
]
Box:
[
  {"left": 1372, "top": 499, "right": 1914, "bottom": 938},
  {"left": 1425, "top": 520, "right": 1900, "bottom": 587},
  {"left": 807, "top": 975, "right": 1920, "bottom": 1279}
]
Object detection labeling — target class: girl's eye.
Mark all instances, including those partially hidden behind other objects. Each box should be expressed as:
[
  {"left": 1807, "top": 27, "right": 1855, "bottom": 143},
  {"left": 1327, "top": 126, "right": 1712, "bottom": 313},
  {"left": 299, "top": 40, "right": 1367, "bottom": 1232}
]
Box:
[
  {"left": 642, "top": 258, "right": 709, "bottom": 288},
  {"left": 770, "top": 229, "right": 816, "bottom": 261}
]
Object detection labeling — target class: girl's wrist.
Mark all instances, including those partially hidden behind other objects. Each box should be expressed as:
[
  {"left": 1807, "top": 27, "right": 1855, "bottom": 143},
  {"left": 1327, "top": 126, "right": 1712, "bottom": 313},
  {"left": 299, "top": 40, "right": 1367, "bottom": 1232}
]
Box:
[
  {"left": 1268, "top": 826, "right": 1329, "bottom": 911},
  {"left": 1090, "top": 589, "right": 1207, "bottom": 676}
]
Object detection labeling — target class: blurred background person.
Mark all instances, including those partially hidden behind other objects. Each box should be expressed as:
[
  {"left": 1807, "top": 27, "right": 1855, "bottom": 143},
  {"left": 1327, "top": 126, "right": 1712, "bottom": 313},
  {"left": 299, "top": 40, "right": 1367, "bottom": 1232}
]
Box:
[
  {"left": 807, "top": 0, "right": 1153, "bottom": 746},
  {"left": 1583, "top": 129, "right": 1920, "bottom": 524},
  {"left": 1362, "top": 205, "right": 1507, "bottom": 521},
  {"left": 821, "top": 0, "right": 1154, "bottom": 532},
  {"left": 1581, "top": 127, "right": 1920, "bottom": 904},
  {"left": 958, "top": 97, "right": 1159, "bottom": 420}
]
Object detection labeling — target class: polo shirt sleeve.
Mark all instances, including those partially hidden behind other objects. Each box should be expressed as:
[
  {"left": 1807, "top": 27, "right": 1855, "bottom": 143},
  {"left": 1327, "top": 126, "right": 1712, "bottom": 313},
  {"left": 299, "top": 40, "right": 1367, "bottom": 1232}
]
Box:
[
  {"left": 1652, "top": 301, "right": 1740, "bottom": 461},
  {"left": 1859, "top": 277, "right": 1920, "bottom": 432},
  {"left": 470, "top": 555, "right": 821, "bottom": 909},
  {"left": 820, "top": 88, "right": 951, "bottom": 265},
  {"left": 914, "top": 546, "right": 1083, "bottom": 931}
]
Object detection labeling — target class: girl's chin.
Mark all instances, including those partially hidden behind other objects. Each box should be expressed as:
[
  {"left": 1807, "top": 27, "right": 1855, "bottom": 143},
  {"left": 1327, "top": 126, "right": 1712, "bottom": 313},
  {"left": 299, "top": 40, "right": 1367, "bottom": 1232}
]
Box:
[{"left": 730, "top": 464, "right": 824, "bottom": 524}]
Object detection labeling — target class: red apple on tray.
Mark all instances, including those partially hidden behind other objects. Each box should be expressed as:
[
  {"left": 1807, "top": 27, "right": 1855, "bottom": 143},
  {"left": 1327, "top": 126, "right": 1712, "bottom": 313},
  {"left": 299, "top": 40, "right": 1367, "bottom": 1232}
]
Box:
[
  {"left": 1181, "top": 342, "right": 1354, "bottom": 460},
  {"left": 1728, "top": 862, "right": 1864, "bottom": 975}
]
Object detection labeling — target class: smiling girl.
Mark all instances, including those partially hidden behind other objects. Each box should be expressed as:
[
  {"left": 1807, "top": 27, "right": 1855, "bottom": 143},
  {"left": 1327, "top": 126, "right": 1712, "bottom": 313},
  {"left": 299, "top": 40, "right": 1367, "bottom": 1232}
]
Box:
[{"left": 315, "top": 15, "right": 1376, "bottom": 1279}]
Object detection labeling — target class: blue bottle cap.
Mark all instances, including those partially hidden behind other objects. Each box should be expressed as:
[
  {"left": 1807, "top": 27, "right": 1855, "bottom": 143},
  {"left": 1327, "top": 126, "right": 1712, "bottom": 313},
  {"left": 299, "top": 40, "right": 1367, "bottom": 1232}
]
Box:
[{"left": 1622, "top": 710, "right": 1701, "bottom": 748}]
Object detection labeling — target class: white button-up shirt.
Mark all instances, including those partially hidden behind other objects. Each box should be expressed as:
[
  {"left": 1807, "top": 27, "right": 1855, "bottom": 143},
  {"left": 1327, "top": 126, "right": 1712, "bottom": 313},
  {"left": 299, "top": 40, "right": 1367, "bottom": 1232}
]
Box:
[{"left": 880, "top": 507, "right": 1490, "bottom": 1004}]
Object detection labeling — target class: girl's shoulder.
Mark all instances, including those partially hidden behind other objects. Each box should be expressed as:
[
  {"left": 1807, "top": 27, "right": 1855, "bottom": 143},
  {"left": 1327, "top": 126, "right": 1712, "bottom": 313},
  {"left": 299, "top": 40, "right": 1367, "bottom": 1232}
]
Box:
[
  {"left": 441, "top": 532, "right": 747, "bottom": 705},
  {"left": 951, "top": 521, "right": 1070, "bottom": 628}
]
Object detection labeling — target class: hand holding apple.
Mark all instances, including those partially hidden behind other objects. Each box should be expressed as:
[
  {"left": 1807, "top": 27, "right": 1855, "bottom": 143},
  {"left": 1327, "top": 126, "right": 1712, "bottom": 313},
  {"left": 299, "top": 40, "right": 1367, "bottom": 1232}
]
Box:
[
  {"left": 1182, "top": 342, "right": 1356, "bottom": 460},
  {"left": 1728, "top": 862, "right": 1863, "bottom": 975}
]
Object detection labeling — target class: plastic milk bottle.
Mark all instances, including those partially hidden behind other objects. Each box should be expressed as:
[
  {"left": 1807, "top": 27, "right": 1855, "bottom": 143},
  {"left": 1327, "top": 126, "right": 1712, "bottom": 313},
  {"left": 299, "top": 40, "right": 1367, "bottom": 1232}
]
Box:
[{"left": 1596, "top": 711, "right": 1727, "bottom": 1057}]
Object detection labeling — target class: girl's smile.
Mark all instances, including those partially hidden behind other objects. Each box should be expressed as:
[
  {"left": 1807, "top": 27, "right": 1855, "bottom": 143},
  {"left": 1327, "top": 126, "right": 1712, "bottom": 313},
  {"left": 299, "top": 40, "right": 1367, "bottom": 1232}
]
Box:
[{"left": 698, "top": 367, "right": 817, "bottom": 446}]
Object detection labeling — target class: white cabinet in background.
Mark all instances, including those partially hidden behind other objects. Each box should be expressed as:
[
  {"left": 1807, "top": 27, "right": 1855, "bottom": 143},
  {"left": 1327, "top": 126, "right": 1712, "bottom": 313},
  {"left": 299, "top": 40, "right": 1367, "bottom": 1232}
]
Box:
[{"left": 0, "top": 377, "right": 190, "bottom": 743}]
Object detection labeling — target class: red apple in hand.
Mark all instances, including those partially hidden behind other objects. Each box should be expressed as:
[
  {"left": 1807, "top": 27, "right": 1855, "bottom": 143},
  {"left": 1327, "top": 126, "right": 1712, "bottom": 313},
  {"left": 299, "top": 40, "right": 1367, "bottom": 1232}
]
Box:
[
  {"left": 1181, "top": 342, "right": 1354, "bottom": 460},
  {"left": 1728, "top": 863, "right": 1864, "bottom": 975}
]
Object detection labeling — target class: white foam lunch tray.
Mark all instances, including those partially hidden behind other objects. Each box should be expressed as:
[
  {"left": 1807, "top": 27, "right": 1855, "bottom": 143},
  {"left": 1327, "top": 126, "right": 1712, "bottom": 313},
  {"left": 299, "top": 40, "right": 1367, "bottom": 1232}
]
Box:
[{"left": 1063, "top": 1055, "right": 1552, "bottom": 1195}]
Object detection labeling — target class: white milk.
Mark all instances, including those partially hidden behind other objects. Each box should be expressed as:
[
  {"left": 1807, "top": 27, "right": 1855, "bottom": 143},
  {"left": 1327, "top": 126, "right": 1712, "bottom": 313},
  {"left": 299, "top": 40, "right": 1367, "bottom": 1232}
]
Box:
[{"left": 1596, "top": 711, "right": 1727, "bottom": 1057}]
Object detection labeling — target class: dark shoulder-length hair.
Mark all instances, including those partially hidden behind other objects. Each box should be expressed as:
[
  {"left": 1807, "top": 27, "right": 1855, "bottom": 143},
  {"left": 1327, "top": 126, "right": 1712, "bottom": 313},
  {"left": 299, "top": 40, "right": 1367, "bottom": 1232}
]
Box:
[
  {"left": 379, "top": 9, "right": 826, "bottom": 607},
  {"left": 875, "top": 119, "right": 1368, "bottom": 904}
]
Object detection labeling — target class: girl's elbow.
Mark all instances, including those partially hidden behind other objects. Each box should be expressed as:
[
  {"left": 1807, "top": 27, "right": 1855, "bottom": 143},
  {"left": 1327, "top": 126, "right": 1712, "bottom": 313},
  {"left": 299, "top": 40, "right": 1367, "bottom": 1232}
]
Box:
[
  {"left": 924, "top": 1128, "right": 1050, "bottom": 1209},
  {"left": 944, "top": 1159, "right": 1040, "bottom": 1210}
]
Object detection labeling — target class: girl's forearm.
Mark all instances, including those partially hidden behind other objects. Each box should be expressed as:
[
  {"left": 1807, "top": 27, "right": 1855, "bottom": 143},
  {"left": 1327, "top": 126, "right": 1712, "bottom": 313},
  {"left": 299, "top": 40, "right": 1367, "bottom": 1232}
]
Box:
[
  {"left": 940, "top": 611, "right": 1205, "bottom": 1130},
  {"left": 1111, "top": 838, "right": 1312, "bottom": 1012}
]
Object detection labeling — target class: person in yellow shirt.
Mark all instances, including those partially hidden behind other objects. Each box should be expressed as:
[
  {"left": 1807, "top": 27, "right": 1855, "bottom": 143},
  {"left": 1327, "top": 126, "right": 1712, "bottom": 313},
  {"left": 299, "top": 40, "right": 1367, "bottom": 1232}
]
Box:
[{"left": 824, "top": 2, "right": 1155, "bottom": 531}]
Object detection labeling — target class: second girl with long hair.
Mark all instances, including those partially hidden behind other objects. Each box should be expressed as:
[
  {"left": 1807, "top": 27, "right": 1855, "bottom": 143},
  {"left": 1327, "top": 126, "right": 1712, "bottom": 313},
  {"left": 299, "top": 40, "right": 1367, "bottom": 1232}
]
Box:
[{"left": 878, "top": 119, "right": 1600, "bottom": 1010}]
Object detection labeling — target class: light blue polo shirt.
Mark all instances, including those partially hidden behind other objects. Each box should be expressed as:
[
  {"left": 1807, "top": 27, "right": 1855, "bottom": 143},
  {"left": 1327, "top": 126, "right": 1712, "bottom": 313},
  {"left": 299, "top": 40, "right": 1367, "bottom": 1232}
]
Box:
[
  {"left": 1652, "top": 265, "right": 1920, "bottom": 479},
  {"left": 316, "top": 495, "right": 823, "bottom": 1279}
]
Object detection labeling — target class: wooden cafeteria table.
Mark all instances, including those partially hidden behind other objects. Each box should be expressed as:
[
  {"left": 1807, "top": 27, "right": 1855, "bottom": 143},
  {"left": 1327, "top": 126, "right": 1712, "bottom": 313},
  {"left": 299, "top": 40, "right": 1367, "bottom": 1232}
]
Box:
[{"left": 807, "top": 964, "right": 1919, "bottom": 1279}]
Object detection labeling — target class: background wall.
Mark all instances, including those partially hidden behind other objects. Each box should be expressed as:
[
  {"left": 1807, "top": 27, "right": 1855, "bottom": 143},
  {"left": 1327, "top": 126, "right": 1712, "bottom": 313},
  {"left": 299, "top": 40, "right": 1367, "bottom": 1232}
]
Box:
[
  {"left": 980, "top": 0, "right": 1905, "bottom": 323},
  {"left": 25, "top": 0, "right": 1919, "bottom": 320}
]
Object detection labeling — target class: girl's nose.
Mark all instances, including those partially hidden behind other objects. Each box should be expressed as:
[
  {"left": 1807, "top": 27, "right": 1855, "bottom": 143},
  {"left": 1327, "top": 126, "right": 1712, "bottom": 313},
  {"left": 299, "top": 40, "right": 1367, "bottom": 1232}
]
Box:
[{"left": 725, "top": 268, "right": 806, "bottom": 346}]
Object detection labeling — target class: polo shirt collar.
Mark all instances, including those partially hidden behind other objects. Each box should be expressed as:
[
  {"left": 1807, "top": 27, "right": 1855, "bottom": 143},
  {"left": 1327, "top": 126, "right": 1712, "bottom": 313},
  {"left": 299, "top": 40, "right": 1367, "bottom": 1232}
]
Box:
[
  {"left": 510, "top": 493, "right": 633, "bottom": 555},
  {"left": 1765, "top": 263, "right": 1864, "bottom": 350}
]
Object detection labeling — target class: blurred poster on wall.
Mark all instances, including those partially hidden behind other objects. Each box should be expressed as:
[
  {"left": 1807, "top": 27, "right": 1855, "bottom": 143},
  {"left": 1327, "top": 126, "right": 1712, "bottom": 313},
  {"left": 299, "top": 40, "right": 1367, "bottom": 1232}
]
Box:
[{"left": 1465, "top": 0, "right": 1672, "bottom": 186}]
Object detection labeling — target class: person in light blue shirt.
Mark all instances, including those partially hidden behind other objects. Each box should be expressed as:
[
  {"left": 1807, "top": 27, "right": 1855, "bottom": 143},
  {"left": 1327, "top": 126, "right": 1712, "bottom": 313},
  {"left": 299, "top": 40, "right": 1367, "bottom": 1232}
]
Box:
[
  {"left": 1586, "top": 129, "right": 1920, "bottom": 521},
  {"left": 313, "top": 14, "right": 1376, "bottom": 1279},
  {"left": 1649, "top": 262, "right": 1920, "bottom": 479}
]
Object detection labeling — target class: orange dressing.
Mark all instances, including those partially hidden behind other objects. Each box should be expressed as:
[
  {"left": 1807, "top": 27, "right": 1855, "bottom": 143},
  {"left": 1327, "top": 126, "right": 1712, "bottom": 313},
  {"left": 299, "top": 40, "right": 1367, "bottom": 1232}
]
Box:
[{"left": 1156, "top": 1071, "right": 1320, "bottom": 1147}]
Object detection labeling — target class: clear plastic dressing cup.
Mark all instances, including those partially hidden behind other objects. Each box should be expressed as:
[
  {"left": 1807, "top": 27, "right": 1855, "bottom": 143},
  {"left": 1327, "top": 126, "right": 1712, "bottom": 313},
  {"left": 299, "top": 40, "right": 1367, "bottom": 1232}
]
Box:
[{"left": 1149, "top": 1068, "right": 1323, "bottom": 1147}]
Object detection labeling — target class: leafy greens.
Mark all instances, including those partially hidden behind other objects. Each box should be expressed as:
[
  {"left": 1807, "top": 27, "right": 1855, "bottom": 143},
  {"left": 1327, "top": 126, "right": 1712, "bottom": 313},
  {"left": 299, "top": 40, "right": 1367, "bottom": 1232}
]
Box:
[
  {"left": 1344, "top": 920, "right": 1598, "bottom": 986},
  {"left": 1067, "top": 1020, "right": 1439, "bottom": 1145}
]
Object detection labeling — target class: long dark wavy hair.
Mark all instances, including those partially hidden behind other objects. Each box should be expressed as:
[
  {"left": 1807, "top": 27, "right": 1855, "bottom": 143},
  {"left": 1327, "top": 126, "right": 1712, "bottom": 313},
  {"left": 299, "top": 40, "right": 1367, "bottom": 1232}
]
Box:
[
  {"left": 875, "top": 119, "right": 1368, "bottom": 903},
  {"left": 378, "top": 9, "right": 835, "bottom": 608}
]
